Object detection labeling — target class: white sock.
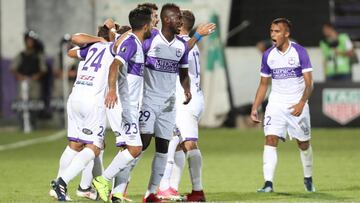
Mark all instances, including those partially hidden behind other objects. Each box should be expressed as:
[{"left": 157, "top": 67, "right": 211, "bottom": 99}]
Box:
[
  {"left": 300, "top": 145, "right": 313, "bottom": 178},
  {"left": 112, "top": 154, "right": 141, "bottom": 194},
  {"left": 145, "top": 152, "right": 167, "bottom": 197},
  {"left": 61, "top": 147, "right": 95, "bottom": 184},
  {"left": 170, "top": 150, "right": 185, "bottom": 190},
  {"left": 79, "top": 160, "right": 93, "bottom": 189},
  {"left": 159, "top": 136, "right": 179, "bottom": 191},
  {"left": 57, "top": 146, "right": 78, "bottom": 178},
  {"left": 103, "top": 149, "right": 134, "bottom": 181},
  {"left": 188, "top": 149, "right": 203, "bottom": 191},
  {"left": 263, "top": 145, "right": 277, "bottom": 182},
  {"left": 93, "top": 150, "right": 104, "bottom": 177}
]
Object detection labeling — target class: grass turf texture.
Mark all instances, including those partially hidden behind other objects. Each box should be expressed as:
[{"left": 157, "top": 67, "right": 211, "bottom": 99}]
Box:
[{"left": 0, "top": 128, "right": 359, "bottom": 202}]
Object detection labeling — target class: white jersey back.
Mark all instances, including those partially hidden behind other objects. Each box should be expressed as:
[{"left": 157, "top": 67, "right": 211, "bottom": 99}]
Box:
[
  {"left": 176, "top": 35, "right": 204, "bottom": 112},
  {"left": 115, "top": 33, "right": 144, "bottom": 111},
  {"left": 142, "top": 29, "right": 189, "bottom": 105},
  {"left": 261, "top": 41, "right": 312, "bottom": 104},
  {"left": 70, "top": 42, "right": 115, "bottom": 102}
]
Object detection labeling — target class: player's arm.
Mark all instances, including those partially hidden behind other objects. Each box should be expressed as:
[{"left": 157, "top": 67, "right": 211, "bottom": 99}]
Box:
[
  {"left": 290, "top": 72, "right": 313, "bottom": 117},
  {"left": 187, "top": 23, "right": 216, "bottom": 50},
  {"left": 179, "top": 68, "right": 191, "bottom": 104},
  {"left": 71, "top": 33, "right": 106, "bottom": 47},
  {"left": 105, "top": 59, "right": 123, "bottom": 109},
  {"left": 251, "top": 76, "right": 270, "bottom": 123}
]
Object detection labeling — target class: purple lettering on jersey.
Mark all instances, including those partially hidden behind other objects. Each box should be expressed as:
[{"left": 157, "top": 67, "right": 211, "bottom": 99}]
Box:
[
  {"left": 128, "top": 62, "right": 144, "bottom": 76},
  {"left": 292, "top": 43, "right": 312, "bottom": 70},
  {"left": 146, "top": 56, "right": 179, "bottom": 73},
  {"left": 271, "top": 67, "right": 302, "bottom": 79}
]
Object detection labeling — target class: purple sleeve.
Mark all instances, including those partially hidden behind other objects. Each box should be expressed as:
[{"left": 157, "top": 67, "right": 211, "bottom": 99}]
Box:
[
  {"left": 142, "top": 28, "right": 158, "bottom": 53},
  {"left": 115, "top": 38, "right": 137, "bottom": 63},
  {"left": 293, "top": 43, "right": 312, "bottom": 70},
  {"left": 78, "top": 45, "right": 91, "bottom": 59},
  {"left": 260, "top": 51, "right": 271, "bottom": 76},
  {"left": 179, "top": 42, "right": 189, "bottom": 67}
]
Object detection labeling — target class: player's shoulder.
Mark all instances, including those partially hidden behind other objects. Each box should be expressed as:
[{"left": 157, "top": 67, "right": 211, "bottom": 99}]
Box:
[
  {"left": 175, "top": 35, "right": 188, "bottom": 44},
  {"left": 290, "top": 41, "right": 307, "bottom": 52},
  {"left": 263, "top": 45, "right": 276, "bottom": 59}
]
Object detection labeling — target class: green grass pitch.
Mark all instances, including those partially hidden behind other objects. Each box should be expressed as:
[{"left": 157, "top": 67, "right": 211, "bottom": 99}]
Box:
[{"left": 0, "top": 128, "right": 359, "bottom": 202}]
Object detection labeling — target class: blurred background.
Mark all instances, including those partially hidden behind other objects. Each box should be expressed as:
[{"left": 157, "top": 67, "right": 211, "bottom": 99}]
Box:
[{"left": 1, "top": 0, "right": 360, "bottom": 132}]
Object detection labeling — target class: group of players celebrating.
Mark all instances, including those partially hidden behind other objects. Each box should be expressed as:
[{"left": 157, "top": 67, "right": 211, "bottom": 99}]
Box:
[
  {"left": 50, "top": 2, "right": 215, "bottom": 203},
  {"left": 49, "top": 2, "right": 317, "bottom": 202}
]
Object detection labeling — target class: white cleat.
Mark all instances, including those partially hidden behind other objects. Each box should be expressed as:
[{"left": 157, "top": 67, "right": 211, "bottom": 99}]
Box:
[
  {"left": 76, "top": 186, "right": 99, "bottom": 200},
  {"left": 49, "top": 189, "right": 72, "bottom": 201}
]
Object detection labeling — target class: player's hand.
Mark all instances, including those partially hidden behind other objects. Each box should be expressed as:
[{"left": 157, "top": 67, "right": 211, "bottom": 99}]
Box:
[
  {"left": 289, "top": 101, "right": 305, "bottom": 117},
  {"left": 250, "top": 109, "right": 261, "bottom": 123},
  {"left": 196, "top": 23, "right": 216, "bottom": 36},
  {"left": 183, "top": 91, "right": 192, "bottom": 105},
  {"left": 105, "top": 89, "right": 118, "bottom": 109}
]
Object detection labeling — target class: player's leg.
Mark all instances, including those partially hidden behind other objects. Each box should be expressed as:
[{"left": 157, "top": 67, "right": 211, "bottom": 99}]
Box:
[
  {"left": 157, "top": 134, "right": 181, "bottom": 200},
  {"left": 169, "top": 146, "right": 185, "bottom": 191},
  {"left": 258, "top": 103, "right": 286, "bottom": 193},
  {"left": 288, "top": 103, "right": 314, "bottom": 192}
]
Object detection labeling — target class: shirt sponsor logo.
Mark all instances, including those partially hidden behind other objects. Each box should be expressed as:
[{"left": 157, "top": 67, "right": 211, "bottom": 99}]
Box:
[
  {"left": 323, "top": 88, "right": 360, "bottom": 125},
  {"left": 149, "top": 57, "right": 179, "bottom": 73},
  {"left": 272, "top": 67, "right": 301, "bottom": 79},
  {"left": 288, "top": 57, "right": 296, "bottom": 65}
]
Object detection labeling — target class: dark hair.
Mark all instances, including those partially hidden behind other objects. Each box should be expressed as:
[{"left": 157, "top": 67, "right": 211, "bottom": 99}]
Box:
[
  {"left": 160, "top": 3, "right": 180, "bottom": 21},
  {"left": 97, "top": 25, "right": 110, "bottom": 41},
  {"left": 129, "top": 7, "right": 152, "bottom": 31},
  {"left": 272, "top": 18, "right": 292, "bottom": 32},
  {"left": 181, "top": 9, "right": 195, "bottom": 31},
  {"left": 117, "top": 25, "right": 132, "bottom": 34},
  {"left": 137, "top": 3, "right": 158, "bottom": 11},
  {"left": 323, "top": 22, "right": 335, "bottom": 29}
]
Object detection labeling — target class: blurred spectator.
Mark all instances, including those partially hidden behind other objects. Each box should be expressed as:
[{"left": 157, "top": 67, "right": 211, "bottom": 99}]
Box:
[
  {"left": 320, "top": 23, "right": 355, "bottom": 81},
  {"left": 10, "top": 30, "right": 47, "bottom": 131}
]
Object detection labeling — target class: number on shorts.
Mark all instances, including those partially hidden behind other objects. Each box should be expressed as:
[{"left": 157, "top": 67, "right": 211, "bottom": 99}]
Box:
[
  {"left": 265, "top": 116, "right": 271, "bottom": 126},
  {"left": 124, "top": 123, "right": 138, "bottom": 135},
  {"left": 97, "top": 126, "right": 105, "bottom": 137},
  {"left": 139, "top": 111, "right": 150, "bottom": 122}
]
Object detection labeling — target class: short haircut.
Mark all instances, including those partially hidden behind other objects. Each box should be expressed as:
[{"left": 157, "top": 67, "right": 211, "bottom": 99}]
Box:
[
  {"left": 272, "top": 18, "right": 292, "bottom": 32},
  {"left": 160, "top": 3, "right": 180, "bottom": 21},
  {"left": 137, "top": 3, "right": 158, "bottom": 11},
  {"left": 117, "top": 25, "right": 131, "bottom": 35},
  {"left": 97, "top": 25, "right": 110, "bottom": 41},
  {"left": 128, "top": 7, "right": 152, "bottom": 31},
  {"left": 323, "top": 22, "right": 335, "bottom": 29},
  {"left": 181, "top": 9, "right": 195, "bottom": 31}
]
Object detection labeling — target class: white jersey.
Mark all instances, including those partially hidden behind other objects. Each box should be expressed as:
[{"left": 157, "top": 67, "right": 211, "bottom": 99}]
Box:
[
  {"left": 142, "top": 29, "right": 189, "bottom": 105},
  {"left": 261, "top": 41, "right": 312, "bottom": 105},
  {"left": 70, "top": 42, "right": 115, "bottom": 102},
  {"left": 115, "top": 33, "right": 145, "bottom": 112},
  {"left": 176, "top": 35, "right": 204, "bottom": 117}
]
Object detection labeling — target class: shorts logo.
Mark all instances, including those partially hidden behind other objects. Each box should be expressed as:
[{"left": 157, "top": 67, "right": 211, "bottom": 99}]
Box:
[
  {"left": 176, "top": 48, "right": 182, "bottom": 57},
  {"left": 323, "top": 88, "right": 360, "bottom": 125},
  {"left": 82, "top": 128, "right": 93, "bottom": 135}
]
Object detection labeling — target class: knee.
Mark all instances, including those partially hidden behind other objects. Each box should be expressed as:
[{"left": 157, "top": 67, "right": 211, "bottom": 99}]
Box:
[
  {"left": 265, "top": 135, "right": 278, "bottom": 147},
  {"left": 69, "top": 141, "right": 83, "bottom": 152},
  {"left": 141, "top": 134, "right": 153, "bottom": 151},
  {"left": 183, "top": 140, "right": 198, "bottom": 152},
  {"left": 298, "top": 141, "right": 310, "bottom": 151},
  {"left": 127, "top": 146, "right": 142, "bottom": 158},
  {"left": 86, "top": 145, "right": 101, "bottom": 156},
  {"left": 155, "top": 137, "right": 169, "bottom": 153}
]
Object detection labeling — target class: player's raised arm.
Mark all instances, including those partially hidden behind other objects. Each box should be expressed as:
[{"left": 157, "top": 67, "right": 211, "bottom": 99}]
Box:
[
  {"left": 251, "top": 76, "right": 270, "bottom": 123},
  {"left": 187, "top": 23, "right": 216, "bottom": 49}
]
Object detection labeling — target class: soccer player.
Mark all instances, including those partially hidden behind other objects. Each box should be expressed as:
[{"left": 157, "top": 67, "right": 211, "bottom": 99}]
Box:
[
  {"left": 91, "top": 7, "right": 153, "bottom": 202},
  {"left": 250, "top": 18, "right": 315, "bottom": 193},
  {"left": 51, "top": 25, "right": 116, "bottom": 201},
  {"left": 157, "top": 9, "right": 206, "bottom": 202}
]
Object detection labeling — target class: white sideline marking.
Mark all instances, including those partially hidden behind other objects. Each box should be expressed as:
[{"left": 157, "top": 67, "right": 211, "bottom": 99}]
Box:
[{"left": 0, "top": 130, "right": 66, "bottom": 151}]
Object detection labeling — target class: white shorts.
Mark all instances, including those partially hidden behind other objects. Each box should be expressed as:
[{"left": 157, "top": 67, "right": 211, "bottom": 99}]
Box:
[
  {"left": 263, "top": 102, "right": 311, "bottom": 142},
  {"left": 139, "top": 102, "right": 176, "bottom": 140},
  {"left": 106, "top": 104, "right": 142, "bottom": 147},
  {"left": 67, "top": 97, "right": 106, "bottom": 149},
  {"left": 176, "top": 98, "right": 204, "bottom": 142}
]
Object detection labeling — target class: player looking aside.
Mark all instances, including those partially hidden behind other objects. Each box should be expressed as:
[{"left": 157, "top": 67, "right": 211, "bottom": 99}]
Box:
[
  {"left": 157, "top": 9, "right": 206, "bottom": 202},
  {"left": 250, "top": 18, "right": 315, "bottom": 193},
  {"left": 51, "top": 24, "right": 116, "bottom": 201},
  {"left": 91, "top": 7, "right": 153, "bottom": 202}
]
